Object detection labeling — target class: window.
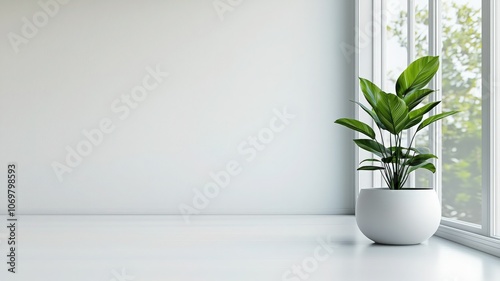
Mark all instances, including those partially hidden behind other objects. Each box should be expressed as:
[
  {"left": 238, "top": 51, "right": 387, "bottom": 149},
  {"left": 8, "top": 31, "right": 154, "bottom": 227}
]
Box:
[
  {"left": 357, "top": 0, "right": 500, "bottom": 255},
  {"left": 441, "top": 0, "right": 483, "bottom": 226}
]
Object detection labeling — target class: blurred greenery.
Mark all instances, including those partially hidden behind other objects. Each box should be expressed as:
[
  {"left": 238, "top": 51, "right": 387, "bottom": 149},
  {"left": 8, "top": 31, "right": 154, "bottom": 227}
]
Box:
[{"left": 388, "top": 2, "right": 482, "bottom": 224}]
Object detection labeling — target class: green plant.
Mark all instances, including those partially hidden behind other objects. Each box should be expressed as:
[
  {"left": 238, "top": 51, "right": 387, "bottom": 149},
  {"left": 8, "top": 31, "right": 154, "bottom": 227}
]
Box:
[{"left": 335, "top": 56, "right": 458, "bottom": 190}]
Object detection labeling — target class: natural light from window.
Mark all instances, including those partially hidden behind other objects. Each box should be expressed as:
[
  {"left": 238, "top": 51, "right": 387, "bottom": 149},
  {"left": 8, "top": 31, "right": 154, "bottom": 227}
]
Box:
[{"left": 441, "top": 0, "right": 482, "bottom": 225}]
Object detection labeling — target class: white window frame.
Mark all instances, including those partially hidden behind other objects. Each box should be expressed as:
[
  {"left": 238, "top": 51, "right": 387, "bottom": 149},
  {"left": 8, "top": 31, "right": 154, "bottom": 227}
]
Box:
[
  {"left": 354, "top": 0, "right": 379, "bottom": 195},
  {"left": 494, "top": 0, "right": 500, "bottom": 239},
  {"left": 355, "top": 0, "right": 500, "bottom": 257}
]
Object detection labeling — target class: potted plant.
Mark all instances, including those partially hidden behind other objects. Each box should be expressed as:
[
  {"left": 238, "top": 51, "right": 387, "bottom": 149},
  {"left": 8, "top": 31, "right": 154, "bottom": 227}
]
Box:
[{"left": 335, "top": 56, "right": 458, "bottom": 245}]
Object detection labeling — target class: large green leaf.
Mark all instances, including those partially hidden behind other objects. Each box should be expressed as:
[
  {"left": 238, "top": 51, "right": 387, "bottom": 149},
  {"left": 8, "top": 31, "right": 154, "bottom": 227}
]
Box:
[
  {"left": 359, "top": 78, "right": 383, "bottom": 109},
  {"left": 409, "top": 162, "right": 436, "bottom": 174},
  {"left": 417, "top": 111, "right": 459, "bottom": 132},
  {"left": 354, "top": 139, "right": 388, "bottom": 157},
  {"left": 335, "top": 118, "right": 376, "bottom": 139},
  {"left": 351, "top": 101, "right": 387, "bottom": 130},
  {"left": 396, "top": 56, "right": 439, "bottom": 97},
  {"left": 405, "top": 154, "right": 437, "bottom": 166},
  {"left": 404, "top": 116, "right": 423, "bottom": 130},
  {"left": 357, "top": 166, "right": 385, "bottom": 171},
  {"left": 403, "top": 89, "right": 435, "bottom": 110},
  {"left": 409, "top": 101, "right": 440, "bottom": 119},
  {"left": 405, "top": 101, "right": 440, "bottom": 129},
  {"left": 359, "top": 158, "right": 382, "bottom": 164},
  {"left": 373, "top": 93, "right": 409, "bottom": 134}
]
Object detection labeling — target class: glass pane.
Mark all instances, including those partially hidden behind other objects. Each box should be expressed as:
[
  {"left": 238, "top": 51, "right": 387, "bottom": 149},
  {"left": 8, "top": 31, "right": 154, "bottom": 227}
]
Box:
[
  {"left": 441, "top": 0, "right": 482, "bottom": 225},
  {"left": 414, "top": 0, "right": 429, "bottom": 58},
  {"left": 384, "top": 0, "right": 408, "bottom": 92}
]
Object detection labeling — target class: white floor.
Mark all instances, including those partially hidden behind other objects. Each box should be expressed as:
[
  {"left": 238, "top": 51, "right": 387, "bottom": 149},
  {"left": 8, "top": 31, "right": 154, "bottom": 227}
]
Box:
[{"left": 0, "top": 215, "right": 499, "bottom": 281}]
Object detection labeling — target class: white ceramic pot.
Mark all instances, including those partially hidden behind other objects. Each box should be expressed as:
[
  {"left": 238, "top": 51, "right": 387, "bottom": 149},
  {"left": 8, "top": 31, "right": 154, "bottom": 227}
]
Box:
[{"left": 356, "top": 188, "right": 441, "bottom": 245}]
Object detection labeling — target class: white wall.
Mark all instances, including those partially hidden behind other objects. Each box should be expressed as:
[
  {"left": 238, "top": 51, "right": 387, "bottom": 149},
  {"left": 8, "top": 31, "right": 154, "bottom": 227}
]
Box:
[{"left": 0, "top": 0, "right": 355, "bottom": 215}]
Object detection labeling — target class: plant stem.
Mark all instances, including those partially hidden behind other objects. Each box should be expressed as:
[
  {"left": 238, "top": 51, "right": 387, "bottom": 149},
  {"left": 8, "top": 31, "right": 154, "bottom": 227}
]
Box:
[
  {"left": 377, "top": 127, "right": 391, "bottom": 186},
  {"left": 389, "top": 132, "right": 395, "bottom": 188},
  {"left": 398, "top": 130, "right": 418, "bottom": 187}
]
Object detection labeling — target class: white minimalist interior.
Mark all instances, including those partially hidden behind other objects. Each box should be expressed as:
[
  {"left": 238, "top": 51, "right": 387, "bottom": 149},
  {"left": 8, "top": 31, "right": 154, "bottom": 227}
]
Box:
[{"left": 0, "top": 0, "right": 500, "bottom": 280}]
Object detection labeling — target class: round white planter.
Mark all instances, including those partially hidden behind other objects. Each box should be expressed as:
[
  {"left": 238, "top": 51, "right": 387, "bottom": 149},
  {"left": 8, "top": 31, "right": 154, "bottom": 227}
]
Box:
[{"left": 356, "top": 188, "right": 441, "bottom": 245}]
